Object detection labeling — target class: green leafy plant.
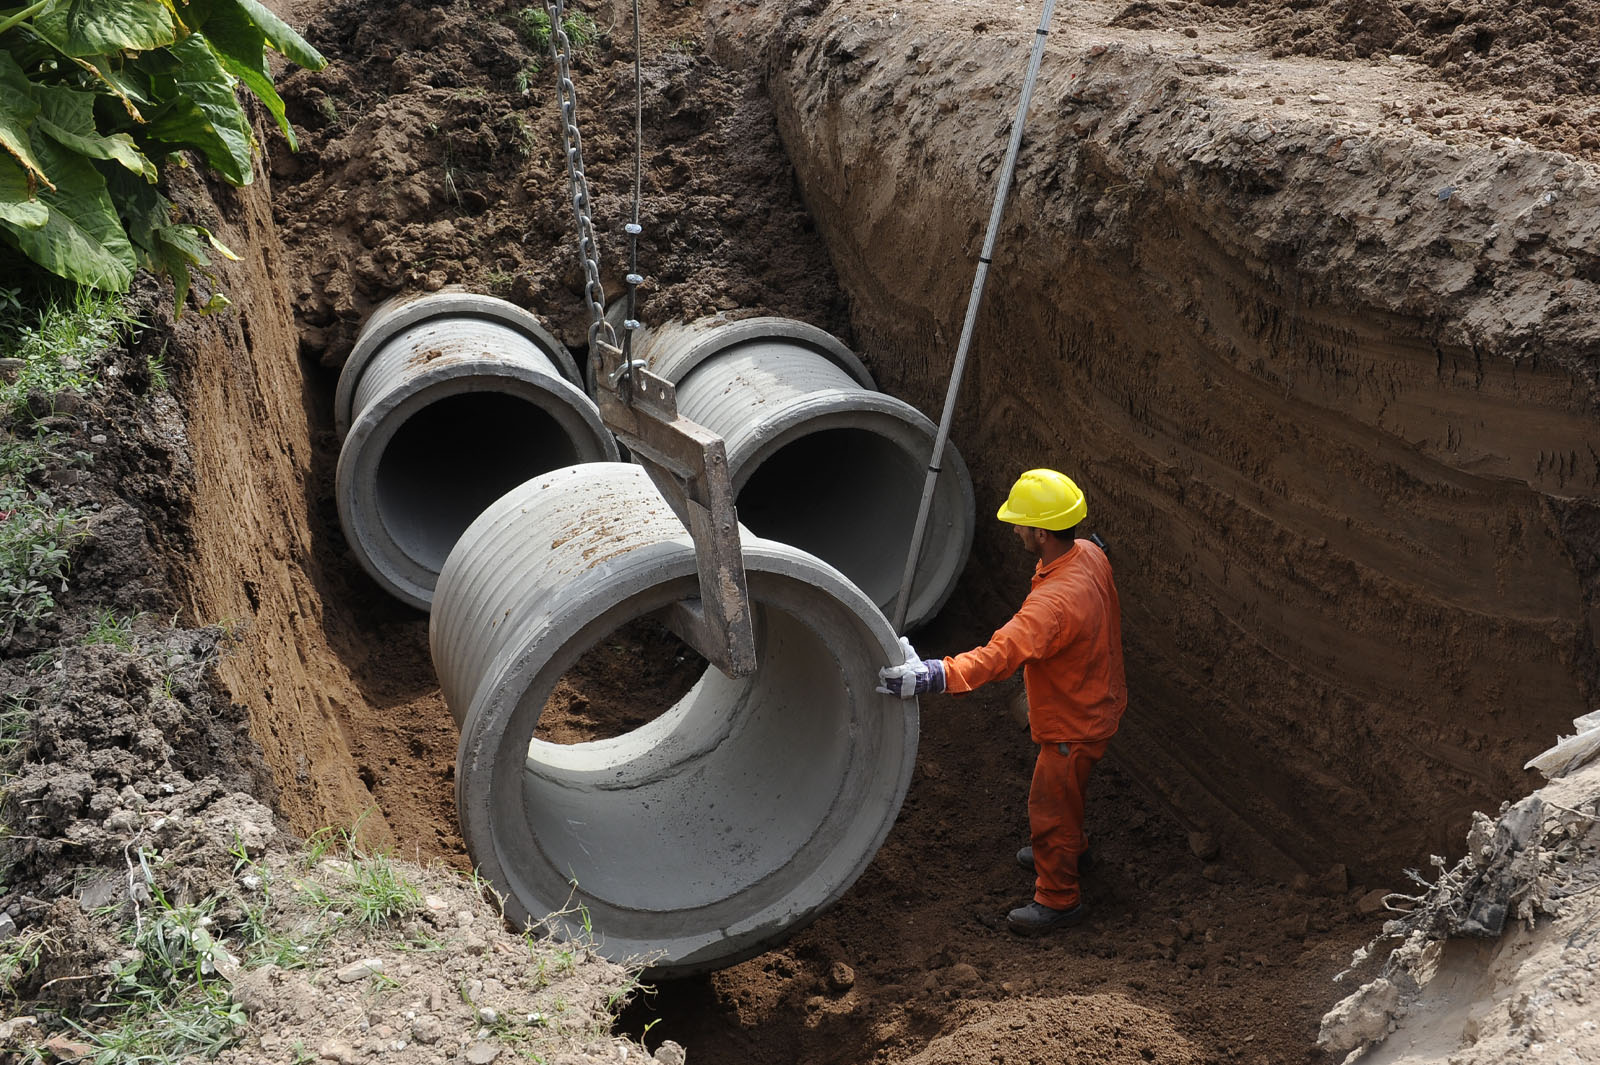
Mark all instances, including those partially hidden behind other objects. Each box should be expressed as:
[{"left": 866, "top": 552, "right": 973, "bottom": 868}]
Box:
[
  {"left": 0, "top": 481, "right": 86, "bottom": 641},
  {"left": 514, "top": 6, "right": 554, "bottom": 51},
  {"left": 514, "top": 6, "right": 599, "bottom": 56},
  {"left": 0, "top": 0, "right": 326, "bottom": 301},
  {"left": 82, "top": 608, "right": 136, "bottom": 648},
  {"left": 94, "top": 877, "right": 247, "bottom": 1062},
  {"left": 0, "top": 287, "right": 133, "bottom": 420}
]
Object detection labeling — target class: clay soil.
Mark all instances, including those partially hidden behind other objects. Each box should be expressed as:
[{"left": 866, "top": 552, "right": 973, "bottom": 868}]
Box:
[{"left": 4, "top": 0, "right": 1598, "bottom": 1062}]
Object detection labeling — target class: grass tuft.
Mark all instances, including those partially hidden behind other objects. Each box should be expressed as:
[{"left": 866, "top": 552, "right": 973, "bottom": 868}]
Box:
[
  {"left": 82, "top": 609, "right": 138, "bottom": 649},
  {"left": 0, "top": 472, "right": 87, "bottom": 642},
  {"left": 92, "top": 879, "right": 247, "bottom": 1062},
  {"left": 0, "top": 288, "right": 134, "bottom": 422},
  {"left": 514, "top": 6, "right": 600, "bottom": 59}
]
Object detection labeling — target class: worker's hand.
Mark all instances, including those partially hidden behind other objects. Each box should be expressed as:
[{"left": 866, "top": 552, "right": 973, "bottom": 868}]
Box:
[{"left": 876, "top": 637, "right": 947, "bottom": 698}]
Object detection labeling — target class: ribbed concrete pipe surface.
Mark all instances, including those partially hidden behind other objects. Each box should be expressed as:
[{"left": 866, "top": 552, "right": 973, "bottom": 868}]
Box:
[
  {"left": 431, "top": 463, "right": 917, "bottom": 976},
  {"left": 636, "top": 317, "right": 974, "bottom": 630},
  {"left": 336, "top": 292, "right": 619, "bottom": 609}
]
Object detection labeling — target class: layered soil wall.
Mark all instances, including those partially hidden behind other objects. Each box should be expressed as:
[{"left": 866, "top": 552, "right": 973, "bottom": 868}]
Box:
[
  {"left": 159, "top": 168, "right": 403, "bottom": 850},
  {"left": 715, "top": 0, "right": 1600, "bottom": 879}
]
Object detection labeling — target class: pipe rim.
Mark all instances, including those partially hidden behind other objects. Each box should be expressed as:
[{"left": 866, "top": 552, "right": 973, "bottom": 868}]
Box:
[
  {"left": 336, "top": 364, "right": 619, "bottom": 609},
  {"left": 723, "top": 391, "right": 975, "bottom": 629},
  {"left": 337, "top": 291, "right": 580, "bottom": 436},
  {"left": 641, "top": 316, "right": 875, "bottom": 392}
]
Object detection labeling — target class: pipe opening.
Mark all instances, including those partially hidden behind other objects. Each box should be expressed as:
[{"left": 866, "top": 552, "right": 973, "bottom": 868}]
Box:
[
  {"left": 737, "top": 426, "right": 924, "bottom": 608},
  {"left": 507, "top": 601, "right": 864, "bottom": 921},
  {"left": 374, "top": 392, "right": 582, "bottom": 571},
  {"left": 534, "top": 617, "right": 706, "bottom": 745}
]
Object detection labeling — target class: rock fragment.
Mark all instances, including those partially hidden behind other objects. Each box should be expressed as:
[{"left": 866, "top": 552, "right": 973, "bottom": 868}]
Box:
[
  {"left": 335, "top": 957, "right": 384, "bottom": 983},
  {"left": 464, "top": 1042, "right": 502, "bottom": 1064}
]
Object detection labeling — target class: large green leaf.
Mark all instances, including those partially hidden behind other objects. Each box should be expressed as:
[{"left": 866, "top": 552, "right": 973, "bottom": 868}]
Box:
[
  {"left": 32, "top": 0, "right": 177, "bottom": 57},
  {"left": 0, "top": 29, "right": 57, "bottom": 75},
  {"left": 140, "top": 33, "right": 253, "bottom": 185},
  {"left": 0, "top": 52, "right": 48, "bottom": 191},
  {"left": 150, "top": 222, "right": 211, "bottom": 308},
  {"left": 34, "top": 84, "right": 157, "bottom": 181},
  {"left": 103, "top": 161, "right": 172, "bottom": 251},
  {"left": 0, "top": 157, "right": 47, "bottom": 229},
  {"left": 0, "top": 127, "right": 134, "bottom": 290},
  {"left": 106, "top": 166, "right": 210, "bottom": 311},
  {"left": 176, "top": 0, "right": 296, "bottom": 148},
  {"left": 77, "top": 54, "right": 153, "bottom": 119},
  {"left": 231, "top": 0, "right": 324, "bottom": 70}
]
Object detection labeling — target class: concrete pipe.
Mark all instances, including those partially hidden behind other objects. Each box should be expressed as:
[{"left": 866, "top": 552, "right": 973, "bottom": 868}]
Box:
[
  {"left": 431, "top": 462, "right": 917, "bottom": 976},
  {"left": 335, "top": 292, "right": 619, "bottom": 609},
  {"left": 635, "top": 317, "right": 974, "bottom": 630}
]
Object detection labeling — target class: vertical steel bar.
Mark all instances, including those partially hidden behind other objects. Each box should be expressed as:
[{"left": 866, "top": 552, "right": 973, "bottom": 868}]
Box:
[{"left": 891, "top": 0, "right": 1060, "bottom": 633}]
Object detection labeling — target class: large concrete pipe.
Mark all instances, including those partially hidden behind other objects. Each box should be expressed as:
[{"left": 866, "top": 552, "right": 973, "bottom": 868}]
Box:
[
  {"left": 335, "top": 292, "right": 619, "bottom": 609},
  {"left": 634, "top": 317, "right": 974, "bottom": 630},
  {"left": 431, "top": 462, "right": 917, "bottom": 976}
]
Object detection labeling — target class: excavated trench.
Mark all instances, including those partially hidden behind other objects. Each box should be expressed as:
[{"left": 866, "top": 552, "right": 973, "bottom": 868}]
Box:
[{"left": 168, "top": 0, "right": 1600, "bottom": 1061}]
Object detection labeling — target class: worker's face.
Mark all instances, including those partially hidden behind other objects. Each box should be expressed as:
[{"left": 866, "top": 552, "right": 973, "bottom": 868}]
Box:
[{"left": 1012, "top": 523, "right": 1044, "bottom": 559}]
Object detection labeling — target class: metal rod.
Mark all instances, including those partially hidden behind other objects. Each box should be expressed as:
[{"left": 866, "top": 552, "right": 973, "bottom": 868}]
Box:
[{"left": 891, "top": 0, "right": 1059, "bottom": 633}]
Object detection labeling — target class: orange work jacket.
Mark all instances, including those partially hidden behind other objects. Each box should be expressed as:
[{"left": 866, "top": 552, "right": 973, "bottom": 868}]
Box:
[{"left": 941, "top": 540, "right": 1126, "bottom": 744}]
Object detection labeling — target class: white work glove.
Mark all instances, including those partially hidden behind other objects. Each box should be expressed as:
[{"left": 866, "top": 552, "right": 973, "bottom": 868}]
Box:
[{"left": 875, "top": 636, "right": 946, "bottom": 699}]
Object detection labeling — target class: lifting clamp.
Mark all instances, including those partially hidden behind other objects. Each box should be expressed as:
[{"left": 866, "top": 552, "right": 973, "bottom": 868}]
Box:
[
  {"left": 544, "top": 0, "right": 755, "bottom": 678},
  {"left": 591, "top": 338, "right": 757, "bottom": 679}
]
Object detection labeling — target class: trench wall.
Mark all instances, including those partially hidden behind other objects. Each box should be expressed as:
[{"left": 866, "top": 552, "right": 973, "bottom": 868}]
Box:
[
  {"left": 719, "top": 1, "right": 1600, "bottom": 878},
  {"left": 161, "top": 167, "right": 395, "bottom": 848}
]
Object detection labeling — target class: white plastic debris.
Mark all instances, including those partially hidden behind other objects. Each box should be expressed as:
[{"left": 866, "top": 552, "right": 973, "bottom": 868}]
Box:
[{"left": 1526, "top": 710, "right": 1600, "bottom": 780}]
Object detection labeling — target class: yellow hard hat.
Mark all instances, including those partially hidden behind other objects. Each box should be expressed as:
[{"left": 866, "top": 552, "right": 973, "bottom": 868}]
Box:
[{"left": 996, "top": 468, "right": 1087, "bottom": 530}]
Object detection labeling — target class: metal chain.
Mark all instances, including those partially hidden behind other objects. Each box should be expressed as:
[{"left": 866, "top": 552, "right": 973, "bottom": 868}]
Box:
[{"left": 546, "top": 0, "right": 616, "bottom": 353}]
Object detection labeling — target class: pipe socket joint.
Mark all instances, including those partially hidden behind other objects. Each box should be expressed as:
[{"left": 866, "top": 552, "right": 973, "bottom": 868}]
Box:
[
  {"left": 636, "top": 317, "right": 974, "bottom": 630},
  {"left": 336, "top": 292, "right": 619, "bottom": 609},
  {"left": 431, "top": 463, "right": 917, "bottom": 976}
]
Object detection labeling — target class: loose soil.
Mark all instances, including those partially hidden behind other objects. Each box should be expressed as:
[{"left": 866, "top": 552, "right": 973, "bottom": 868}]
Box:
[{"left": 4, "top": 0, "right": 1599, "bottom": 1063}]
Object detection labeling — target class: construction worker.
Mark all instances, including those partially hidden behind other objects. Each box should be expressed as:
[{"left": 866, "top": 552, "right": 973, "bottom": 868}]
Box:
[{"left": 878, "top": 468, "right": 1126, "bottom": 935}]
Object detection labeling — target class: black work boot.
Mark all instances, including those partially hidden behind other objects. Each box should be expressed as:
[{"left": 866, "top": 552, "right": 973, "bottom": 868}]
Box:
[
  {"left": 1016, "top": 845, "right": 1094, "bottom": 874},
  {"left": 1007, "top": 900, "right": 1085, "bottom": 936}
]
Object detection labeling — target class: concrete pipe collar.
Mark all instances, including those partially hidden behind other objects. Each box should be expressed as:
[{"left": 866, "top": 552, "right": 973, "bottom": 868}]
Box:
[
  {"left": 636, "top": 316, "right": 975, "bottom": 630},
  {"left": 431, "top": 463, "right": 917, "bottom": 977},
  {"left": 336, "top": 292, "right": 619, "bottom": 610}
]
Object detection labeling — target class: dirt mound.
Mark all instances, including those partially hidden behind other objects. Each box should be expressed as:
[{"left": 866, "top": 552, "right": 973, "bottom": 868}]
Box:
[
  {"left": 0, "top": 292, "right": 288, "bottom": 1018},
  {"left": 0, "top": 190, "right": 673, "bottom": 1065},
  {"left": 1236, "top": 0, "right": 1600, "bottom": 100},
  {"left": 272, "top": 0, "right": 848, "bottom": 368}
]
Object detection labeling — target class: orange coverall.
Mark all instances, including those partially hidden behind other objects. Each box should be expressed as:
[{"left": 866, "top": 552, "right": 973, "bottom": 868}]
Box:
[{"left": 941, "top": 539, "right": 1126, "bottom": 910}]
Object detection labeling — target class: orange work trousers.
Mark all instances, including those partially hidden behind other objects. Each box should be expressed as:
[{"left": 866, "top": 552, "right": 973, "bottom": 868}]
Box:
[{"left": 1029, "top": 738, "right": 1108, "bottom": 910}]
